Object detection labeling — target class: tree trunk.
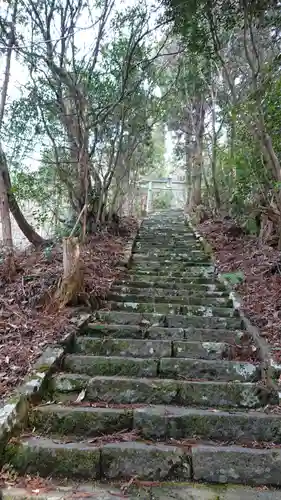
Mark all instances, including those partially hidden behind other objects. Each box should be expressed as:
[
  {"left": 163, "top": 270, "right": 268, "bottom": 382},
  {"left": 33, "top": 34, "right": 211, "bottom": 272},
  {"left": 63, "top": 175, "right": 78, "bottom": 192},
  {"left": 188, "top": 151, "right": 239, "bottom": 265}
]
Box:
[
  {"left": 0, "top": 146, "right": 45, "bottom": 247},
  {"left": 188, "top": 102, "right": 205, "bottom": 212},
  {"left": 211, "top": 145, "right": 221, "bottom": 210},
  {"left": 53, "top": 236, "right": 83, "bottom": 309},
  {"left": 0, "top": 169, "right": 15, "bottom": 274}
]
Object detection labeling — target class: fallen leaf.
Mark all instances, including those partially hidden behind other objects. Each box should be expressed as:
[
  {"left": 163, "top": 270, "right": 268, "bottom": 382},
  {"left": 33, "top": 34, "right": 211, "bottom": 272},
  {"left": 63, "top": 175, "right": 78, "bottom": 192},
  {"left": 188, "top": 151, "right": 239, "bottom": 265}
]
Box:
[{"left": 74, "top": 389, "right": 86, "bottom": 403}]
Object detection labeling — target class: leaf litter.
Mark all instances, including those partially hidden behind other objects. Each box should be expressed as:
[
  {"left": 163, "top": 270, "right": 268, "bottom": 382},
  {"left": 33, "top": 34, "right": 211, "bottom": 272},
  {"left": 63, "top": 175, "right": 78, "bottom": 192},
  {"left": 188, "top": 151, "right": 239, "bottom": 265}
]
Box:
[
  {"left": 198, "top": 218, "right": 281, "bottom": 359},
  {"left": 0, "top": 217, "right": 138, "bottom": 399}
]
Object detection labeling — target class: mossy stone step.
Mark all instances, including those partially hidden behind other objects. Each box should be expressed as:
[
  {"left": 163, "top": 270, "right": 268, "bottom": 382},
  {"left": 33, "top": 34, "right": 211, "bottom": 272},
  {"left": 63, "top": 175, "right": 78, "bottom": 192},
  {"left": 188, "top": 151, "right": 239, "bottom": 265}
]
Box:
[
  {"left": 75, "top": 337, "right": 173, "bottom": 357},
  {"left": 30, "top": 403, "right": 281, "bottom": 444},
  {"left": 134, "top": 405, "right": 281, "bottom": 443},
  {"left": 75, "top": 336, "right": 230, "bottom": 359},
  {"left": 132, "top": 262, "right": 212, "bottom": 273},
  {"left": 131, "top": 267, "right": 215, "bottom": 278},
  {"left": 115, "top": 278, "right": 226, "bottom": 291},
  {"left": 192, "top": 445, "right": 281, "bottom": 486},
  {"left": 134, "top": 242, "right": 202, "bottom": 251},
  {"left": 82, "top": 322, "right": 245, "bottom": 342},
  {"left": 30, "top": 404, "right": 133, "bottom": 437},
  {"left": 111, "top": 285, "right": 229, "bottom": 298},
  {"left": 6, "top": 437, "right": 191, "bottom": 481},
  {"left": 158, "top": 358, "right": 260, "bottom": 382},
  {"left": 64, "top": 355, "right": 258, "bottom": 382},
  {"left": 51, "top": 373, "right": 275, "bottom": 408},
  {"left": 138, "top": 231, "right": 195, "bottom": 237},
  {"left": 107, "top": 291, "right": 232, "bottom": 308},
  {"left": 64, "top": 354, "right": 158, "bottom": 378},
  {"left": 106, "top": 300, "right": 236, "bottom": 318},
  {"left": 132, "top": 253, "right": 208, "bottom": 264},
  {"left": 95, "top": 310, "right": 243, "bottom": 329}
]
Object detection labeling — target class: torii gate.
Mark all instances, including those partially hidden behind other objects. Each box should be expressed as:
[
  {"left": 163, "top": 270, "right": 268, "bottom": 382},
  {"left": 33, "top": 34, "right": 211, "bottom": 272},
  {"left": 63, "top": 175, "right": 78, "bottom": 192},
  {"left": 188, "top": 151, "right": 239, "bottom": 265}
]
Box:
[{"left": 138, "top": 177, "right": 187, "bottom": 213}]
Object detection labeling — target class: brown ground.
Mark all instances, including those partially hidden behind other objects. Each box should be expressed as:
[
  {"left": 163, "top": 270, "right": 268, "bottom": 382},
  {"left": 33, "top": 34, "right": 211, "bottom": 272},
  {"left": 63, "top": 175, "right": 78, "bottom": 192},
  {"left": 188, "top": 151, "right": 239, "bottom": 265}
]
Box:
[
  {"left": 0, "top": 218, "right": 138, "bottom": 399},
  {"left": 198, "top": 218, "right": 281, "bottom": 358}
]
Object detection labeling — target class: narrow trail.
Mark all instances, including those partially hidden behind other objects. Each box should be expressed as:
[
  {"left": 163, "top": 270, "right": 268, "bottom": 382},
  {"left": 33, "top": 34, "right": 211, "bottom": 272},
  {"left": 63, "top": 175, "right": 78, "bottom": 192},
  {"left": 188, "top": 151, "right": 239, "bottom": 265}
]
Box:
[{"left": 3, "top": 210, "right": 281, "bottom": 496}]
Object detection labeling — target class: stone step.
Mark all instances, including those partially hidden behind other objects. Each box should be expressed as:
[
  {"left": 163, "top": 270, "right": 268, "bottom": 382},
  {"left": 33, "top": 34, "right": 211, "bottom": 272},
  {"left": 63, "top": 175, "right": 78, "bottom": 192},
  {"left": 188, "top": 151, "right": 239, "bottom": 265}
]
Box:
[
  {"left": 51, "top": 373, "right": 275, "bottom": 408},
  {"left": 75, "top": 336, "right": 231, "bottom": 359},
  {"left": 134, "top": 405, "right": 281, "bottom": 443},
  {"left": 131, "top": 267, "right": 215, "bottom": 278},
  {"left": 105, "top": 300, "right": 236, "bottom": 318},
  {"left": 107, "top": 291, "right": 232, "bottom": 308},
  {"left": 191, "top": 444, "right": 281, "bottom": 486},
  {"left": 132, "top": 248, "right": 204, "bottom": 256},
  {"left": 64, "top": 354, "right": 159, "bottom": 378},
  {"left": 132, "top": 253, "right": 208, "bottom": 264},
  {"left": 138, "top": 230, "right": 195, "bottom": 237},
  {"left": 64, "top": 354, "right": 260, "bottom": 382},
  {"left": 30, "top": 403, "right": 281, "bottom": 444},
  {"left": 94, "top": 310, "right": 243, "bottom": 329},
  {"left": 134, "top": 241, "right": 202, "bottom": 250},
  {"left": 5, "top": 436, "right": 191, "bottom": 481},
  {"left": 111, "top": 285, "right": 229, "bottom": 298},
  {"left": 132, "top": 263, "right": 212, "bottom": 274},
  {"left": 30, "top": 404, "right": 134, "bottom": 437},
  {"left": 157, "top": 358, "right": 259, "bottom": 382},
  {"left": 82, "top": 323, "right": 246, "bottom": 342},
  {"left": 133, "top": 241, "right": 202, "bottom": 250},
  {"left": 115, "top": 278, "right": 226, "bottom": 291}
]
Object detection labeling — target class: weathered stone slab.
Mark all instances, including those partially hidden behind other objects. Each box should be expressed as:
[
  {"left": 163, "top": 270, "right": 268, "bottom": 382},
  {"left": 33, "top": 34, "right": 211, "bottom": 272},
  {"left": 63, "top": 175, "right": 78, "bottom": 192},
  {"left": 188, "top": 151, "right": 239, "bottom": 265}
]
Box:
[
  {"left": 52, "top": 373, "right": 273, "bottom": 408},
  {"left": 192, "top": 445, "right": 281, "bottom": 485},
  {"left": 30, "top": 404, "right": 133, "bottom": 436},
  {"left": 159, "top": 358, "right": 260, "bottom": 382},
  {"left": 133, "top": 253, "right": 208, "bottom": 264},
  {"left": 173, "top": 340, "right": 228, "bottom": 359},
  {"left": 51, "top": 373, "right": 89, "bottom": 393},
  {"left": 132, "top": 263, "right": 212, "bottom": 275},
  {"left": 111, "top": 285, "right": 229, "bottom": 298},
  {"left": 95, "top": 310, "right": 166, "bottom": 326},
  {"left": 107, "top": 301, "right": 236, "bottom": 318},
  {"left": 165, "top": 313, "right": 242, "bottom": 329},
  {"left": 6, "top": 437, "right": 100, "bottom": 479},
  {"left": 85, "top": 376, "right": 179, "bottom": 405},
  {"left": 178, "top": 380, "right": 269, "bottom": 408},
  {"left": 107, "top": 291, "right": 231, "bottom": 308},
  {"left": 101, "top": 441, "right": 191, "bottom": 480},
  {"left": 134, "top": 405, "right": 281, "bottom": 442},
  {"left": 64, "top": 354, "right": 158, "bottom": 378},
  {"left": 75, "top": 337, "right": 172, "bottom": 357},
  {"left": 81, "top": 323, "right": 147, "bottom": 338},
  {"left": 133, "top": 249, "right": 203, "bottom": 258}
]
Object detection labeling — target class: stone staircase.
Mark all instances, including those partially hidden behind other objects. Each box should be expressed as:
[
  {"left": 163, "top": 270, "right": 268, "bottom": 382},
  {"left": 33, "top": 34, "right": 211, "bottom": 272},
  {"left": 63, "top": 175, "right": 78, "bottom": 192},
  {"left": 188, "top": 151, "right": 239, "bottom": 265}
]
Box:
[{"left": 5, "top": 210, "right": 281, "bottom": 487}]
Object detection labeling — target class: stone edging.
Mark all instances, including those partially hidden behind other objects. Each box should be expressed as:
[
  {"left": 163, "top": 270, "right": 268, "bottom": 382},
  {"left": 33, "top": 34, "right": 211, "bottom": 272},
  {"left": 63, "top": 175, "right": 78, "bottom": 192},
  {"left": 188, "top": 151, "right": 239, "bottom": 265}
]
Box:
[
  {"left": 119, "top": 220, "right": 142, "bottom": 268},
  {"left": 185, "top": 214, "right": 281, "bottom": 402},
  {"left": 0, "top": 226, "right": 140, "bottom": 460}
]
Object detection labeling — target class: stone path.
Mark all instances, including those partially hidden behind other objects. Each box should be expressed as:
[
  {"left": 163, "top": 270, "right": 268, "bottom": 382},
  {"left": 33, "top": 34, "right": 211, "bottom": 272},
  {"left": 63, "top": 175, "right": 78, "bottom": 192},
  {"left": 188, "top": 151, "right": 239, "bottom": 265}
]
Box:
[
  {"left": 4, "top": 482, "right": 281, "bottom": 499},
  {"left": 3, "top": 210, "right": 281, "bottom": 489}
]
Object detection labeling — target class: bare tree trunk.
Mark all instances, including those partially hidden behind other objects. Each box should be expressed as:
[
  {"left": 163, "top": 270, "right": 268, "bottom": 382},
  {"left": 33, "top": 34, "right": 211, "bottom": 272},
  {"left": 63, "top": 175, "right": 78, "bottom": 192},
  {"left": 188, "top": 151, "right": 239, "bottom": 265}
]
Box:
[
  {"left": 53, "top": 237, "right": 83, "bottom": 309},
  {"left": 0, "top": 1, "right": 45, "bottom": 250},
  {"left": 0, "top": 147, "right": 45, "bottom": 246},
  {"left": 0, "top": 168, "right": 15, "bottom": 274},
  {"left": 189, "top": 103, "right": 205, "bottom": 211}
]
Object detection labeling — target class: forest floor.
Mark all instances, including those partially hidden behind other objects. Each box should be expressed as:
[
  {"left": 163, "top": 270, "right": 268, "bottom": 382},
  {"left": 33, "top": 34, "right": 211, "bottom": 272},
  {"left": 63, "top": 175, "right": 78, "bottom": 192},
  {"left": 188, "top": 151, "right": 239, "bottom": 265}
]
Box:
[
  {"left": 0, "top": 217, "right": 138, "bottom": 399},
  {"left": 198, "top": 218, "right": 281, "bottom": 361}
]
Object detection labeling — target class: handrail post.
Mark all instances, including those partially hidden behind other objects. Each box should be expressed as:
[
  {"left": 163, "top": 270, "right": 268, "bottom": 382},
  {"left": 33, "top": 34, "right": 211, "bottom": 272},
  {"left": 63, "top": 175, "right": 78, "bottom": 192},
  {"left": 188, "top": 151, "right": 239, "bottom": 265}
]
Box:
[{"left": 146, "top": 181, "right": 152, "bottom": 213}]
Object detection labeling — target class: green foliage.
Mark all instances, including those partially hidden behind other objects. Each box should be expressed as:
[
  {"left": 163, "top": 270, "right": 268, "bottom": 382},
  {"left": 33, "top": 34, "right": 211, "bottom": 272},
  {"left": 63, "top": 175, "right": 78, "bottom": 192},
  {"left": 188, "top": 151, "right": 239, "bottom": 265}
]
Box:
[
  {"left": 221, "top": 271, "right": 244, "bottom": 285},
  {"left": 153, "top": 191, "right": 173, "bottom": 209}
]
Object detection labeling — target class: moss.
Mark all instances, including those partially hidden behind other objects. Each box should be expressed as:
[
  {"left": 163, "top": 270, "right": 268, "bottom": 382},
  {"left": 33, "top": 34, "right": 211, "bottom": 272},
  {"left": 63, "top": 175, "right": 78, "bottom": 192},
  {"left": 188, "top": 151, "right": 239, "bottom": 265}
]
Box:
[
  {"left": 35, "top": 364, "right": 51, "bottom": 373},
  {"left": 6, "top": 441, "right": 100, "bottom": 479},
  {"left": 30, "top": 407, "right": 133, "bottom": 436}
]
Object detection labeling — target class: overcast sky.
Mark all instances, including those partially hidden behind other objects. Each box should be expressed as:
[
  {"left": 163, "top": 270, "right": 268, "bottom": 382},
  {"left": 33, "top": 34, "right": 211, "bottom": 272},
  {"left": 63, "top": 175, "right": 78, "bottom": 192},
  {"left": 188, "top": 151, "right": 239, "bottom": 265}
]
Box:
[{"left": 0, "top": 0, "right": 174, "bottom": 173}]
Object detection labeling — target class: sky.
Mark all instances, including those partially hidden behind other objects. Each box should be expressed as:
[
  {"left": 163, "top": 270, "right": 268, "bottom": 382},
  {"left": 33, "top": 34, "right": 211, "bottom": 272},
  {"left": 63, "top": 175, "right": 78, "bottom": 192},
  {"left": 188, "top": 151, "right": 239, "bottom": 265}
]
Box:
[{"left": 0, "top": 0, "right": 175, "bottom": 173}]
